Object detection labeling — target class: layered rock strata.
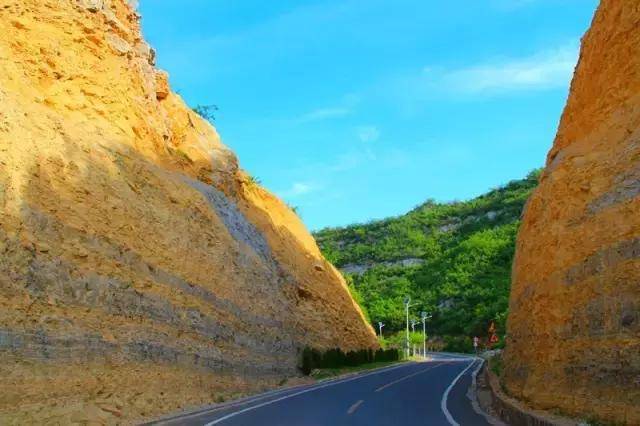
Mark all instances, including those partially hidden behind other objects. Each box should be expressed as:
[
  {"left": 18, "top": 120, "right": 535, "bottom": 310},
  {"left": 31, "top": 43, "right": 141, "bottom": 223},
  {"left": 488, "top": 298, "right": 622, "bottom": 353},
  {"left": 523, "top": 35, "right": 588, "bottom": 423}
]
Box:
[
  {"left": 0, "top": 0, "right": 376, "bottom": 422},
  {"left": 504, "top": 2, "right": 640, "bottom": 424}
]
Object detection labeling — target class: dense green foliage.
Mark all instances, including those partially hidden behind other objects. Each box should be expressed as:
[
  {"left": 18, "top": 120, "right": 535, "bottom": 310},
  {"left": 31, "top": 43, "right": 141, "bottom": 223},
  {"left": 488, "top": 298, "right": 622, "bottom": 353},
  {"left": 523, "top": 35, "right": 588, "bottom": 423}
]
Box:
[
  {"left": 300, "top": 347, "right": 400, "bottom": 375},
  {"left": 314, "top": 170, "right": 541, "bottom": 352},
  {"left": 379, "top": 331, "right": 426, "bottom": 349}
]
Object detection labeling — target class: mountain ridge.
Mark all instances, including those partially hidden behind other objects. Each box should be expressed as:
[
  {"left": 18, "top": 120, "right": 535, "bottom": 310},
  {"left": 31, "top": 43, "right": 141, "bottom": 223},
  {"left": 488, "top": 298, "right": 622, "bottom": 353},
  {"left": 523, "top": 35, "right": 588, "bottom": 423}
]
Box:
[{"left": 314, "top": 170, "right": 540, "bottom": 350}]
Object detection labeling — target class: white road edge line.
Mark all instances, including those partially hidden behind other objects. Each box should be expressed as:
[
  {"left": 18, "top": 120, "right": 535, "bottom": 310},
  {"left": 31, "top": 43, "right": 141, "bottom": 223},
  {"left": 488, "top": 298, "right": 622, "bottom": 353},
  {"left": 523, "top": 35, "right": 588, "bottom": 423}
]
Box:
[
  {"left": 157, "top": 362, "right": 408, "bottom": 424},
  {"left": 202, "top": 362, "right": 418, "bottom": 425},
  {"left": 441, "top": 358, "right": 478, "bottom": 426},
  {"left": 153, "top": 383, "right": 311, "bottom": 423}
]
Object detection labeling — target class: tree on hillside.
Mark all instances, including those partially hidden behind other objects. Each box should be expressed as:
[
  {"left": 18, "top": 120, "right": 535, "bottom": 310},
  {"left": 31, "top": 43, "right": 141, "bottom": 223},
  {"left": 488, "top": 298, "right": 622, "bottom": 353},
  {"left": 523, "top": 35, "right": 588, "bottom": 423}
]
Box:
[{"left": 314, "top": 170, "right": 541, "bottom": 352}]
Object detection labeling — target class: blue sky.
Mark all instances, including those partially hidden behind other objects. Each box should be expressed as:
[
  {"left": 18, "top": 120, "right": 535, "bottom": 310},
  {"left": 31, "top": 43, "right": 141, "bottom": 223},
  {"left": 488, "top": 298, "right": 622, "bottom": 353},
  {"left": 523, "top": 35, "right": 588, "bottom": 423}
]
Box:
[{"left": 139, "top": 0, "right": 598, "bottom": 231}]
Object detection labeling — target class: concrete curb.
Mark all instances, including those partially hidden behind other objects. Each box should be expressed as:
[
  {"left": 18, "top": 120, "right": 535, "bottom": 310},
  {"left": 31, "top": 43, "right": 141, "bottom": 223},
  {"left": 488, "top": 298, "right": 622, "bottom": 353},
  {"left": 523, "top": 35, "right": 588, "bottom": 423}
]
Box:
[
  {"left": 469, "top": 360, "right": 507, "bottom": 426},
  {"left": 481, "top": 363, "right": 579, "bottom": 426}
]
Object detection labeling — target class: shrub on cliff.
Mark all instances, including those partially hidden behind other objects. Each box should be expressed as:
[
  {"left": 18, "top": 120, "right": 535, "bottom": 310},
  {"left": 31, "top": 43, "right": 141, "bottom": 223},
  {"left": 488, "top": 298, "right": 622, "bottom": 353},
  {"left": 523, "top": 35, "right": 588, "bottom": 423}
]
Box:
[{"left": 192, "top": 104, "right": 218, "bottom": 123}]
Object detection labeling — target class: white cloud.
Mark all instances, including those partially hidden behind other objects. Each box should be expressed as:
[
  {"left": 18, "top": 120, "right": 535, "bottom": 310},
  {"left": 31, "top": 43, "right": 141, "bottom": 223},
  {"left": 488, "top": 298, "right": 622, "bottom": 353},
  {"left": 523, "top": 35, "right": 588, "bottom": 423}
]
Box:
[
  {"left": 328, "top": 152, "right": 364, "bottom": 172},
  {"left": 297, "top": 107, "right": 351, "bottom": 123},
  {"left": 430, "top": 42, "right": 579, "bottom": 95},
  {"left": 279, "top": 181, "right": 317, "bottom": 198},
  {"left": 356, "top": 126, "right": 380, "bottom": 143},
  {"left": 292, "top": 93, "right": 360, "bottom": 124}
]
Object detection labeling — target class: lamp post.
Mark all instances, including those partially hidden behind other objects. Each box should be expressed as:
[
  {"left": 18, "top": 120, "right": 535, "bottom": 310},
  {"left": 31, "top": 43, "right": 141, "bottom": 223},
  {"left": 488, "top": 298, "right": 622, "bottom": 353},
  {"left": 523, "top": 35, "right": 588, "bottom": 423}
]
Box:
[
  {"left": 403, "top": 296, "right": 414, "bottom": 358},
  {"left": 378, "top": 321, "right": 385, "bottom": 337},
  {"left": 410, "top": 319, "right": 418, "bottom": 356},
  {"left": 421, "top": 311, "right": 431, "bottom": 358}
]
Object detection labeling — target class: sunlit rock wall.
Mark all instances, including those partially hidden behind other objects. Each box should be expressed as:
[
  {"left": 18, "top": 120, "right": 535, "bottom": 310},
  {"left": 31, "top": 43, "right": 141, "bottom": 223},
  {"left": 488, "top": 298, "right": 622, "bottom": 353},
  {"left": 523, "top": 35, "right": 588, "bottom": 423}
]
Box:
[
  {"left": 0, "top": 0, "right": 376, "bottom": 422},
  {"left": 503, "top": 2, "right": 640, "bottom": 424}
]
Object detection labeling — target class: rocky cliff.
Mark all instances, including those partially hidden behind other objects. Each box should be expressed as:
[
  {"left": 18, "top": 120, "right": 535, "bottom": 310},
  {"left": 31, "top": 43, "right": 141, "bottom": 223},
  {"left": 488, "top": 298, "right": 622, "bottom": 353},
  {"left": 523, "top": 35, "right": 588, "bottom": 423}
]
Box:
[
  {"left": 503, "top": 1, "right": 640, "bottom": 424},
  {"left": 0, "top": 0, "right": 376, "bottom": 423}
]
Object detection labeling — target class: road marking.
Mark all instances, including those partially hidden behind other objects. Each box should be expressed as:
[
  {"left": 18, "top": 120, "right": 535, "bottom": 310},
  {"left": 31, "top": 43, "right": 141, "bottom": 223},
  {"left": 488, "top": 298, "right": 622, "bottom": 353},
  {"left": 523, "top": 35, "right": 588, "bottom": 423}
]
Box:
[
  {"left": 441, "top": 358, "right": 478, "bottom": 426},
  {"left": 347, "top": 399, "right": 364, "bottom": 415},
  {"left": 202, "top": 362, "right": 414, "bottom": 425},
  {"left": 150, "top": 384, "right": 310, "bottom": 424},
  {"left": 374, "top": 362, "right": 447, "bottom": 392},
  {"left": 153, "top": 363, "right": 409, "bottom": 424}
]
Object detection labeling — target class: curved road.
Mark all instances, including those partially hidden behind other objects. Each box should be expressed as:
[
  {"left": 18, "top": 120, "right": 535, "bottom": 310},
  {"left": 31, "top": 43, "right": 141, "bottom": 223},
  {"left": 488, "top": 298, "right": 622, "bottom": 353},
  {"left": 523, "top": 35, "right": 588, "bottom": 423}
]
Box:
[{"left": 151, "top": 355, "right": 492, "bottom": 426}]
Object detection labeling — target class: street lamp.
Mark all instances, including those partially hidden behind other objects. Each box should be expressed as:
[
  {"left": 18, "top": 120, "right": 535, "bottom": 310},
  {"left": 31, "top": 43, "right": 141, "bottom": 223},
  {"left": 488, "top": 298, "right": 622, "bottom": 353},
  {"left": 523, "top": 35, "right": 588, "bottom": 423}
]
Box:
[
  {"left": 403, "top": 296, "right": 414, "bottom": 358},
  {"left": 410, "top": 319, "right": 418, "bottom": 356},
  {"left": 421, "top": 311, "right": 431, "bottom": 358},
  {"left": 378, "top": 321, "right": 385, "bottom": 337}
]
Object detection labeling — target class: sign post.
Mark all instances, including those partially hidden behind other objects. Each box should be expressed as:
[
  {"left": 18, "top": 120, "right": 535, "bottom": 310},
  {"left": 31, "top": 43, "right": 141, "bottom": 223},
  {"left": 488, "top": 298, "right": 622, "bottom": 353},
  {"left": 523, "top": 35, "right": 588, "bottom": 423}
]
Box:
[{"left": 488, "top": 321, "right": 499, "bottom": 349}]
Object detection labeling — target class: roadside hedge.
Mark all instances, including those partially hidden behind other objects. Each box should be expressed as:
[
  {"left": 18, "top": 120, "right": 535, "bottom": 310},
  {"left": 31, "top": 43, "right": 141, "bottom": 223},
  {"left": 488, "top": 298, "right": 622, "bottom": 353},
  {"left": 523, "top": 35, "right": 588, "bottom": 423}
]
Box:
[{"left": 300, "top": 347, "right": 400, "bottom": 375}]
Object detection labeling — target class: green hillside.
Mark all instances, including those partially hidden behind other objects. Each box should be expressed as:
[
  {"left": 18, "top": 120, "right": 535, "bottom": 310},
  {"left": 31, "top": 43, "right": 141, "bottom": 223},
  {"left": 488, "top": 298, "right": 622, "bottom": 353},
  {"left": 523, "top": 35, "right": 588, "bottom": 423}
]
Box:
[{"left": 314, "top": 170, "right": 541, "bottom": 351}]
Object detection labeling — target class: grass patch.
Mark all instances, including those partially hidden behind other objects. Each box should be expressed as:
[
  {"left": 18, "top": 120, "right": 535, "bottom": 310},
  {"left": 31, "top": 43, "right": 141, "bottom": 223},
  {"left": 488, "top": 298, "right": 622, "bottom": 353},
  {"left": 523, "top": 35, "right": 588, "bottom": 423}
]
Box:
[
  {"left": 310, "top": 360, "right": 404, "bottom": 381},
  {"left": 490, "top": 354, "right": 503, "bottom": 377},
  {"left": 579, "top": 417, "right": 625, "bottom": 426}
]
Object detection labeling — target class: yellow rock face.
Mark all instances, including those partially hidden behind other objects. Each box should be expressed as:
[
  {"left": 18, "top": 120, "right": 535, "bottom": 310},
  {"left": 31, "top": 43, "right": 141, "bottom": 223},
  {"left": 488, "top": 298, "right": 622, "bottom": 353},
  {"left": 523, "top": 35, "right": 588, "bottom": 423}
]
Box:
[
  {"left": 503, "top": 1, "right": 640, "bottom": 424},
  {"left": 0, "top": 0, "right": 376, "bottom": 423}
]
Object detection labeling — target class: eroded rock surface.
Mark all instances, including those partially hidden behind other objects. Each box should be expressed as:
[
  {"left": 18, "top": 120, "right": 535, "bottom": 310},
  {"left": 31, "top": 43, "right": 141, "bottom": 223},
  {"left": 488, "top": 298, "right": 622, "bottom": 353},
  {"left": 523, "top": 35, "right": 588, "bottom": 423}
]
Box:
[
  {"left": 503, "top": 2, "right": 640, "bottom": 424},
  {"left": 0, "top": 0, "right": 376, "bottom": 423}
]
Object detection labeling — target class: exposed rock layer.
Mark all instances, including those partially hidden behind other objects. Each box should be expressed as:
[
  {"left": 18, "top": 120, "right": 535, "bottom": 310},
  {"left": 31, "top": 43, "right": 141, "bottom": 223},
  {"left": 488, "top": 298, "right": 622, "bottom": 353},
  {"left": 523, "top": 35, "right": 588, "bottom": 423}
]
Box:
[
  {"left": 503, "top": 2, "right": 640, "bottom": 424},
  {"left": 0, "top": 0, "right": 376, "bottom": 423}
]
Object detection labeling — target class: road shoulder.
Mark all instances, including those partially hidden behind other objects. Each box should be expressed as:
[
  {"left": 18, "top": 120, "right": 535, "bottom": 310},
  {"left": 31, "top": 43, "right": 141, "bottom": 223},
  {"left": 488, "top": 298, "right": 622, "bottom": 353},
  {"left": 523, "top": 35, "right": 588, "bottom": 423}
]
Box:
[
  {"left": 476, "top": 360, "right": 579, "bottom": 426},
  {"left": 145, "top": 361, "right": 412, "bottom": 425}
]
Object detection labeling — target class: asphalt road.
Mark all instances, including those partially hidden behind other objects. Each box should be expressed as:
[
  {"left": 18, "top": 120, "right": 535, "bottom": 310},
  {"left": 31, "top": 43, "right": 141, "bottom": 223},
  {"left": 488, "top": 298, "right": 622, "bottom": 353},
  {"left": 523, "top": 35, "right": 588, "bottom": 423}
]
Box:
[{"left": 151, "top": 355, "right": 492, "bottom": 426}]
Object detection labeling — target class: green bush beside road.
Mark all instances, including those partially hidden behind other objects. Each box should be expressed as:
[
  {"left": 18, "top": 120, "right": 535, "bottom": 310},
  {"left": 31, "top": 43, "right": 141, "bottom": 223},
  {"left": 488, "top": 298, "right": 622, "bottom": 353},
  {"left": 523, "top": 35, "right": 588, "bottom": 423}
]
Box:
[{"left": 300, "top": 347, "right": 400, "bottom": 375}]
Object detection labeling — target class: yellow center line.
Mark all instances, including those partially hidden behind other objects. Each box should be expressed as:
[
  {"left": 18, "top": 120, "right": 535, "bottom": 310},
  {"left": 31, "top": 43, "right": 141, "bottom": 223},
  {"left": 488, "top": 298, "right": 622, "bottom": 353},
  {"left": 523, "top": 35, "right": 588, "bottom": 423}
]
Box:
[
  {"left": 347, "top": 399, "right": 364, "bottom": 415},
  {"left": 375, "top": 362, "right": 450, "bottom": 392}
]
